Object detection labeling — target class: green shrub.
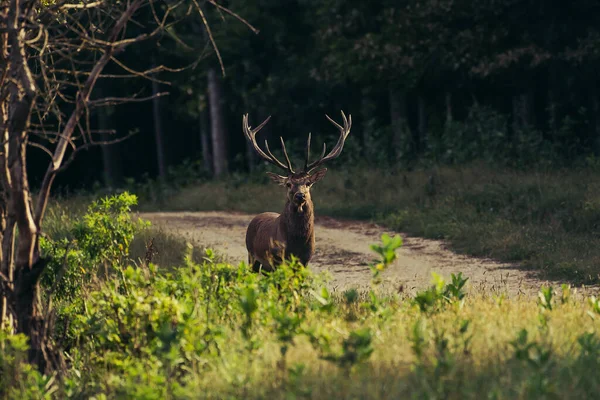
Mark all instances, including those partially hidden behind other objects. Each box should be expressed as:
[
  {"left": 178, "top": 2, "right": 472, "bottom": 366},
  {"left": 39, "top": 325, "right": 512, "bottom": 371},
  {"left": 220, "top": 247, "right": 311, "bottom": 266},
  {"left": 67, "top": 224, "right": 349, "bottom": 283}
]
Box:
[
  {"left": 0, "top": 330, "right": 57, "bottom": 399},
  {"left": 41, "top": 192, "right": 147, "bottom": 302},
  {"left": 4, "top": 196, "right": 600, "bottom": 399}
]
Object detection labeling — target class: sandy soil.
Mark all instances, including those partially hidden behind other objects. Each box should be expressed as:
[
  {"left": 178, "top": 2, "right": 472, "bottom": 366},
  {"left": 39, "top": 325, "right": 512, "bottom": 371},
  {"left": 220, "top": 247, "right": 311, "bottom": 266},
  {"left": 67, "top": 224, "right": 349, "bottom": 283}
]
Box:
[{"left": 140, "top": 211, "right": 550, "bottom": 296}]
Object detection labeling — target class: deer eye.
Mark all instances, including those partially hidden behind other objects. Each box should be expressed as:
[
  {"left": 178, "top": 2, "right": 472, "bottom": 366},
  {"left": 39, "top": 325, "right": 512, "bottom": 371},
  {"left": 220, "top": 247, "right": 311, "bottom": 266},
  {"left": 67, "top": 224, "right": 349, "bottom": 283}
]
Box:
[{"left": 286, "top": 182, "right": 292, "bottom": 188}]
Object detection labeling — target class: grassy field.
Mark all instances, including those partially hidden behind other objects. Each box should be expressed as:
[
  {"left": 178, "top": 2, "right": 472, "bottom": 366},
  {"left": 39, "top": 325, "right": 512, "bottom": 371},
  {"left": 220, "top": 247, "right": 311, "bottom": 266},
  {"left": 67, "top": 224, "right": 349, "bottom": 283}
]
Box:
[
  {"left": 5, "top": 195, "right": 600, "bottom": 398},
  {"left": 140, "top": 164, "right": 600, "bottom": 285},
  {"left": 1, "top": 192, "right": 597, "bottom": 398}
]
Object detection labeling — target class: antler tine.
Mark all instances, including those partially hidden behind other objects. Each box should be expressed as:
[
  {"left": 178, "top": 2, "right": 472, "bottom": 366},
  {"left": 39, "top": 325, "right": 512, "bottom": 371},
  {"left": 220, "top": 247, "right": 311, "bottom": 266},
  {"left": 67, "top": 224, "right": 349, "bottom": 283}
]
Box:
[
  {"left": 242, "top": 114, "right": 292, "bottom": 173},
  {"left": 305, "top": 110, "right": 351, "bottom": 174},
  {"left": 279, "top": 137, "right": 294, "bottom": 172},
  {"left": 264, "top": 139, "right": 293, "bottom": 172},
  {"left": 242, "top": 114, "right": 272, "bottom": 161},
  {"left": 304, "top": 131, "right": 328, "bottom": 172},
  {"left": 304, "top": 132, "right": 311, "bottom": 171}
]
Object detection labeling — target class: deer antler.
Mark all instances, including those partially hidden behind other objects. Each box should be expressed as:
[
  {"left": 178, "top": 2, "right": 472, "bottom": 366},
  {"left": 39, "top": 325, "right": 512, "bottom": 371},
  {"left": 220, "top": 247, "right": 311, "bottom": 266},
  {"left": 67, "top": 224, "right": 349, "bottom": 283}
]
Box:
[
  {"left": 304, "top": 110, "right": 352, "bottom": 174},
  {"left": 243, "top": 114, "right": 294, "bottom": 173}
]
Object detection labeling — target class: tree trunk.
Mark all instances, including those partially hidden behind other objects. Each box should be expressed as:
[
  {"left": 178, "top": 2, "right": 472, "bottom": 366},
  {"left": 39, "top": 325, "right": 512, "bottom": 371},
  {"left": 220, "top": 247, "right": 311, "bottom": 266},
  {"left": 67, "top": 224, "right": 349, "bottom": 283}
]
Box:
[
  {"left": 0, "top": 52, "right": 9, "bottom": 328},
  {"left": 97, "top": 88, "right": 121, "bottom": 188},
  {"left": 14, "top": 258, "right": 48, "bottom": 371},
  {"left": 199, "top": 101, "right": 213, "bottom": 174},
  {"left": 6, "top": 86, "right": 49, "bottom": 372},
  {"left": 417, "top": 93, "right": 428, "bottom": 153},
  {"left": 524, "top": 88, "right": 535, "bottom": 128},
  {"left": 360, "top": 90, "right": 372, "bottom": 158},
  {"left": 548, "top": 88, "right": 557, "bottom": 134},
  {"left": 0, "top": 215, "right": 15, "bottom": 329},
  {"left": 512, "top": 94, "right": 520, "bottom": 134},
  {"left": 5, "top": 3, "right": 45, "bottom": 367},
  {"left": 512, "top": 90, "right": 535, "bottom": 132},
  {"left": 8, "top": 107, "right": 48, "bottom": 370},
  {"left": 445, "top": 91, "right": 453, "bottom": 125},
  {"left": 152, "top": 62, "right": 167, "bottom": 182},
  {"left": 547, "top": 65, "right": 558, "bottom": 135},
  {"left": 207, "top": 68, "right": 228, "bottom": 177},
  {"left": 0, "top": 209, "right": 6, "bottom": 328},
  {"left": 389, "top": 87, "right": 408, "bottom": 161},
  {"left": 592, "top": 85, "right": 600, "bottom": 155}
]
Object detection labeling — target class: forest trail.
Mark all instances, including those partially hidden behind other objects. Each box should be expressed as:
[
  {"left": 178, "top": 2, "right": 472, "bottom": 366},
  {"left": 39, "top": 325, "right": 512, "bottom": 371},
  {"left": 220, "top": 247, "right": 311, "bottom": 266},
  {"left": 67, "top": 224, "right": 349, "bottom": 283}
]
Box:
[{"left": 140, "top": 211, "right": 550, "bottom": 296}]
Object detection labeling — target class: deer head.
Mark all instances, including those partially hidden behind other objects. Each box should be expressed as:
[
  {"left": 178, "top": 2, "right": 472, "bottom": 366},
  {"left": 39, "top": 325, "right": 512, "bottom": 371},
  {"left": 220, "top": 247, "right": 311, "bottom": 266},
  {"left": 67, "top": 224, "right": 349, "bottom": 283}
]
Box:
[{"left": 242, "top": 111, "right": 352, "bottom": 212}]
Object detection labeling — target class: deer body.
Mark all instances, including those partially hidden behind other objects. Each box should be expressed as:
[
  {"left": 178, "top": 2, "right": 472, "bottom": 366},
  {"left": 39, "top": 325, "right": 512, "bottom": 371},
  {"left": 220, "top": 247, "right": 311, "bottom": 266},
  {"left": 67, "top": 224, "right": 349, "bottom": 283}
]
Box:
[
  {"left": 245, "top": 200, "right": 315, "bottom": 272},
  {"left": 242, "top": 111, "right": 351, "bottom": 272}
]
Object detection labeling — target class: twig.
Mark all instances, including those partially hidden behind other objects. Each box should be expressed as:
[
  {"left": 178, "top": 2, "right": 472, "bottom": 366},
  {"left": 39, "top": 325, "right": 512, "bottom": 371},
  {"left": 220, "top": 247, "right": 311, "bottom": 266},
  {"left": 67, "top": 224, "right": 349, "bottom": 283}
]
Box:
[
  {"left": 207, "top": 0, "right": 259, "bottom": 34},
  {"left": 192, "top": 0, "right": 225, "bottom": 76},
  {"left": 87, "top": 92, "right": 170, "bottom": 107}
]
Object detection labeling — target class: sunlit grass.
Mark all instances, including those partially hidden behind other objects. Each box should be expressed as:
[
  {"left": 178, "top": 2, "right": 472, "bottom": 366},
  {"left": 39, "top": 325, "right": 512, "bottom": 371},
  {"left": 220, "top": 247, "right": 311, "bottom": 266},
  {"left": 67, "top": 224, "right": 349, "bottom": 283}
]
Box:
[
  {"left": 92, "top": 278, "right": 600, "bottom": 399},
  {"left": 16, "top": 194, "right": 600, "bottom": 399}
]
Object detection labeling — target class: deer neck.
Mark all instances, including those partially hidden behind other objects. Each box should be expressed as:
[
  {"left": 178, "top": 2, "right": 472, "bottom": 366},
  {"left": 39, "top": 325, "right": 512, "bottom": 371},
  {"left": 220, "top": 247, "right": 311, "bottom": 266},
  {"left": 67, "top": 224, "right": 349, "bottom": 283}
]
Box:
[{"left": 281, "top": 199, "right": 315, "bottom": 241}]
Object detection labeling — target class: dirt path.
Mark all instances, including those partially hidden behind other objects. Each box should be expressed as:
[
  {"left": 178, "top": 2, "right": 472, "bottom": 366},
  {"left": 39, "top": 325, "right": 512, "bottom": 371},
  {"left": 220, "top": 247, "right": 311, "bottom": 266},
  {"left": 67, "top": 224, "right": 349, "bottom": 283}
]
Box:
[{"left": 140, "top": 211, "right": 547, "bottom": 296}]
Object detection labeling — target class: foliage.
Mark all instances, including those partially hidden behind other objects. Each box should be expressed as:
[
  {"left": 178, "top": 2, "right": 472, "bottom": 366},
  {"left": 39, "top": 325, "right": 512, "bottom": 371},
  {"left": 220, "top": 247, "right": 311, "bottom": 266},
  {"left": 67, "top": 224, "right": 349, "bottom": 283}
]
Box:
[
  {"left": 2, "top": 198, "right": 600, "bottom": 398},
  {"left": 413, "top": 272, "right": 469, "bottom": 313},
  {"left": 0, "top": 331, "right": 58, "bottom": 399},
  {"left": 369, "top": 233, "right": 402, "bottom": 283},
  {"left": 38, "top": 193, "right": 149, "bottom": 354},
  {"left": 40, "top": 192, "right": 147, "bottom": 302},
  {"left": 37, "top": 0, "right": 600, "bottom": 189}
]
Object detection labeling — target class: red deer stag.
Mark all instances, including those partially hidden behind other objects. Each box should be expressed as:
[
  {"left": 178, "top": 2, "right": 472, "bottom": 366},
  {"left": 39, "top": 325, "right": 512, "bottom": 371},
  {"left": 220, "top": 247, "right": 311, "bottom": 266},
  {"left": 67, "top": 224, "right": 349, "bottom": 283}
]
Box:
[{"left": 243, "top": 111, "right": 352, "bottom": 273}]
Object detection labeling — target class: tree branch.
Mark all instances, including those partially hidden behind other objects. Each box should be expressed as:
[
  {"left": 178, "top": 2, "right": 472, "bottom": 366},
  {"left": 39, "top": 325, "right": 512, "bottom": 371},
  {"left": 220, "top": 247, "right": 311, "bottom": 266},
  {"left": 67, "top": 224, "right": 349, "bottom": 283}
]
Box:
[{"left": 34, "top": 0, "right": 145, "bottom": 227}]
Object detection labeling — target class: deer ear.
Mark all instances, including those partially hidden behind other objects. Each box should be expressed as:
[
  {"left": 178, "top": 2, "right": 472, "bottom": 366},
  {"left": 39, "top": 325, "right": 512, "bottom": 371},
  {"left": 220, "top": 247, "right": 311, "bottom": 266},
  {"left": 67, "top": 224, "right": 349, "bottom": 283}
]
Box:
[
  {"left": 266, "top": 172, "right": 288, "bottom": 186},
  {"left": 308, "top": 168, "right": 327, "bottom": 185}
]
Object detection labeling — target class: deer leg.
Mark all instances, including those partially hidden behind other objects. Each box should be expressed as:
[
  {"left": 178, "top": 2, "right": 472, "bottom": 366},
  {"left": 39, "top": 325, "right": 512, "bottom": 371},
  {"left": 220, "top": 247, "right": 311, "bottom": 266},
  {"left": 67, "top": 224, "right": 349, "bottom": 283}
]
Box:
[
  {"left": 252, "top": 260, "right": 263, "bottom": 273},
  {"left": 248, "top": 253, "right": 261, "bottom": 273}
]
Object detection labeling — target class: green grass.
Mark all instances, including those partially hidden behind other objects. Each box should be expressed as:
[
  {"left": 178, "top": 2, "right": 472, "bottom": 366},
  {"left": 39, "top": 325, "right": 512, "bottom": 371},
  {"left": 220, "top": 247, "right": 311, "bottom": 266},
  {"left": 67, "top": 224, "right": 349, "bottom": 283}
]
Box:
[
  {"left": 7, "top": 243, "right": 600, "bottom": 399},
  {"left": 143, "top": 163, "right": 600, "bottom": 284},
  {"left": 2, "top": 192, "right": 596, "bottom": 399}
]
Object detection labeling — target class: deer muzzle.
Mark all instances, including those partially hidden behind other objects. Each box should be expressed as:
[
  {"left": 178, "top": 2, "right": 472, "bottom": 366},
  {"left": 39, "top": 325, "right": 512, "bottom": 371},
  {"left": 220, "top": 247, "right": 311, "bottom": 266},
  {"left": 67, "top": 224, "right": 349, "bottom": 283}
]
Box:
[{"left": 294, "top": 192, "right": 306, "bottom": 204}]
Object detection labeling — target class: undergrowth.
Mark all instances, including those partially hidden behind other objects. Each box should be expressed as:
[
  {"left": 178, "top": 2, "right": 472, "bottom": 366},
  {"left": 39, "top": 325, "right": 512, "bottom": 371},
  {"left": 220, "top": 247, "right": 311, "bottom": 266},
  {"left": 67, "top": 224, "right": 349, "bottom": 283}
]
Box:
[{"left": 1, "top": 193, "right": 600, "bottom": 399}]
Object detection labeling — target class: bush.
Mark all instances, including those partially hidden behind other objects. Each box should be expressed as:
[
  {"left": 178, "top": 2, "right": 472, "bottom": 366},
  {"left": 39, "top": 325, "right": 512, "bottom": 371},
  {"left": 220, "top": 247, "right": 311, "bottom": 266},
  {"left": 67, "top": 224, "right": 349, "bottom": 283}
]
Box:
[{"left": 41, "top": 192, "right": 147, "bottom": 302}]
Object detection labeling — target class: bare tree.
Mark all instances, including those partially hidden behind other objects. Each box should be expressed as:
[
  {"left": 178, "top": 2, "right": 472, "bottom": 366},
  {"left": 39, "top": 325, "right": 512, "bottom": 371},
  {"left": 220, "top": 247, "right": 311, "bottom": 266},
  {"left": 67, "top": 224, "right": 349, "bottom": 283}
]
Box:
[{"left": 0, "top": 0, "right": 254, "bottom": 371}]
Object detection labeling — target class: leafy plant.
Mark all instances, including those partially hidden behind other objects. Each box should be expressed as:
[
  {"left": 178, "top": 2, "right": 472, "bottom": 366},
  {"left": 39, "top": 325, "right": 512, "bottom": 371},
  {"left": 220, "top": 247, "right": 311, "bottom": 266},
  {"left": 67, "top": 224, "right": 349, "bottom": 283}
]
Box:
[
  {"left": 409, "top": 317, "right": 428, "bottom": 361},
  {"left": 560, "top": 284, "right": 571, "bottom": 305},
  {"left": 239, "top": 285, "right": 260, "bottom": 352},
  {"left": 41, "top": 192, "right": 147, "bottom": 302},
  {"left": 589, "top": 295, "right": 600, "bottom": 317},
  {"left": 414, "top": 272, "right": 468, "bottom": 313},
  {"left": 369, "top": 233, "right": 403, "bottom": 283},
  {"left": 444, "top": 272, "right": 469, "bottom": 304},
  {"left": 0, "top": 331, "right": 58, "bottom": 399},
  {"left": 538, "top": 286, "right": 554, "bottom": 311},
  {"left": 510, "top": 329, "right": 552, "bottom": 370},
  {"left": 322, "top": 328, "right": 374, "bottom": 373}
]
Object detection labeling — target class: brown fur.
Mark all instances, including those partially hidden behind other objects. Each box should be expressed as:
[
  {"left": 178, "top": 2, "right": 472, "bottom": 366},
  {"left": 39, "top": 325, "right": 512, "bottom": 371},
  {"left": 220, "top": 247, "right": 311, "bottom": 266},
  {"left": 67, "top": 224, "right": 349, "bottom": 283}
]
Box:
[{"left": 245, "top": 170, "right": 326, "bottom": 272}]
